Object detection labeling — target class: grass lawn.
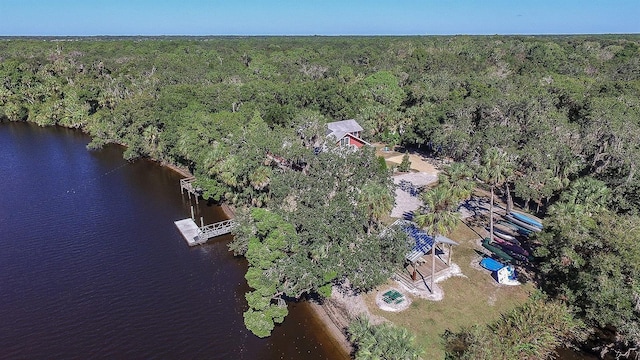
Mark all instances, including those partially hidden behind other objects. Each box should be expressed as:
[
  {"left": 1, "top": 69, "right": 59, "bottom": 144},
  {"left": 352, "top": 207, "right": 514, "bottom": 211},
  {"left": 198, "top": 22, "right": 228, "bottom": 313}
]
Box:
[{"left": 364, "top": 220, "right": 535, "bottom": 359}]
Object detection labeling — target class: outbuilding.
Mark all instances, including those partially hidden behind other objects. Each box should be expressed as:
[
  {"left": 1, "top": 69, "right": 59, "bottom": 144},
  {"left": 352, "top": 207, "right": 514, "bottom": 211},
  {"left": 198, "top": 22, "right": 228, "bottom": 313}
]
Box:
[{"left": 326, "top": 119, "right": 370, "bottom": 149}]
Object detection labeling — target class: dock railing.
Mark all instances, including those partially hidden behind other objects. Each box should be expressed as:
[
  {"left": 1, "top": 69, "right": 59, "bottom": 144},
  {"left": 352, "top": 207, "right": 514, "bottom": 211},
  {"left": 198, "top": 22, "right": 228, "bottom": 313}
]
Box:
[{"left": 198, "top": 219, "right": 236, "bottom": 241}]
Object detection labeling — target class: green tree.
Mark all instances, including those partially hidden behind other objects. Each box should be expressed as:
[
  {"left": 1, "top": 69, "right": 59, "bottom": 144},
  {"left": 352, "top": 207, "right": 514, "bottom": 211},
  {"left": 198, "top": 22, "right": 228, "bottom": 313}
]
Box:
[
  {"left": 558, "top": 176, "right": 611, "bottom": 212},
  {"left": 348, "top": 316, "right": 423, "bottom": 360},
  {"left": 536, "top": 180, "right": 640, "bottom": 352},
  {"left": 478, "top": 148, "right": 513, "bottom": 244},
  {"left": 361, "top": 71, "right": 405, "bottom": 108},
  {"left": 444, "top": 293, "right": 585, "bottom": 360},
  {"left": 231, "top": 145, "right": 407, "bottom": 337},
  {"left": 239, "top": 208, "right": 296, "bottom": 338},
  {"left": 358, "top": 181, "right": 394, "bottom": 235},
  {"left": 398, "top": 152, "right": 411, "bottom": 172},
  {"left": 439, "top": 162, "right": 475, "bottom": 202},
  {"left": 414, "top": 186, "right": 460, "bottom": 237}
]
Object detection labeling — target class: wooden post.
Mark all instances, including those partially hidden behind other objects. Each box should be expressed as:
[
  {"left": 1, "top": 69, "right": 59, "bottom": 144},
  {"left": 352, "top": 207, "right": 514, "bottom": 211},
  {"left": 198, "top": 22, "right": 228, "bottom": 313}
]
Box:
[
  {"left": 431, "top": 244, "right": 435, "bottom": 292},
  {"left": 448, "top": 244, "right": 453, "bottom": 266},
  {"left": 411, "top": 263, "right": 416, "bottom": 281},
  {"left": 190, "top": 206, "right": 195, "bottom": 220},
  {"left": 200, "top": 217, "right": 204, "bottom": 228}
]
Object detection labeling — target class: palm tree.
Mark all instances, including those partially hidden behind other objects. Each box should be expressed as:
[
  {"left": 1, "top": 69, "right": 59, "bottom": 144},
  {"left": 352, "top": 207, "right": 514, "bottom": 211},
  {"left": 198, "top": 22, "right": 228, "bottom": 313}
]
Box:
[
  {"left": 560, "top": 177, "right": 611, "bottom": 213},
  {"left": 415, "top": 186, "right": 460, "bottom": 236},
  {"left": 414, "top": 185, "right": 460, "bottom": 290},
  {"left": 348, "top": 316, "right": 376, "bottom": 357},
  {"left": 440, "top": 162, "right": 475, "bottom": 202},
  {"left": 546, "top": 201, "right": 595, "bottom": 236},
  {"left": 478, "top": 147, "right": 513, "bottom": 246},
  {"left": 249, "top": 166, "right": 272, "bottom": 191},
  {"left": 348, "top": 316, "right": 423, "bottom": 360},
  {"left": 358, "top": 182, "right": 394, "bottom": 235},
  {"left": 142, "top": 125, "right": 160, "bottom": 157}
]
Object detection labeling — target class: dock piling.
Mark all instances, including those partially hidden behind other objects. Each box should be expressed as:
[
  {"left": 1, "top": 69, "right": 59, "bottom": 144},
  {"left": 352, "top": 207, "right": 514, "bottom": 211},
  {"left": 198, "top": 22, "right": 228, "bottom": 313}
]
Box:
[
  {"left": 176, "top": 177, "right": 235, "bottom": 246},
  {"left": 180, "top": 177, "right": 202, "bottom": 204}
]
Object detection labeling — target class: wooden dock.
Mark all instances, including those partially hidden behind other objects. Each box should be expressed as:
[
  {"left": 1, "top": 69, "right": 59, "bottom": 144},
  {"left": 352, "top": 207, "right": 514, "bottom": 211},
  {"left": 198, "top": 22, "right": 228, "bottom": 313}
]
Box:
[
  {"left": 175, "top": 177, "right": 236, "bottom": 246},
  {"left": 174, "top": 218, "right": 204, "bottom": 246},
  {"left": 174, "top": 218, "right": 236, "bottom": 246}
]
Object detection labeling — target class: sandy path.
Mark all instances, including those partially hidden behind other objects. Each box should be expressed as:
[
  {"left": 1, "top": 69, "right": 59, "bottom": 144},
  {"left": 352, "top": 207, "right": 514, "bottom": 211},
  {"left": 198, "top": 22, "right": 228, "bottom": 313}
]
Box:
[{"left": 386, "top": 154, "right": 440, "bottom": 175}]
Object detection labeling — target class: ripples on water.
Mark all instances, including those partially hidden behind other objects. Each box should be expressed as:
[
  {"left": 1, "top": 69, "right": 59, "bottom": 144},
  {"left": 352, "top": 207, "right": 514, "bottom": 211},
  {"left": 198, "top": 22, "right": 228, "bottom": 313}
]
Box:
[{"left": 0, "top": 123, "right": 346, "bottom": 359}]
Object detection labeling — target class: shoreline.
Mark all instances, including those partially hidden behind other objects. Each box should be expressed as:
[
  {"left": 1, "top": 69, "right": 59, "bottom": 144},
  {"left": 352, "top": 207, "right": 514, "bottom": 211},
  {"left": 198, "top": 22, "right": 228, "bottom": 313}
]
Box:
[
  {"left": 307, "top": 300, "right": 353, "bottom": 358},
  {"left": 162, "top": 160, "right": 349, "bottom": 355},
  {"left": 220, "top": 203, "right": 236, "bottom": 219},
  {"left": 162, "top": 161, "right": 193, "bottom": 179},
  {"left": 155, "top": 148, "right": 352, "bottom": 357},
  {"left": 160, "top": 160, "right": 238, "bottom": 219},
  {"left": 11, "top": 120, "right": 348, "bottom": 357}
]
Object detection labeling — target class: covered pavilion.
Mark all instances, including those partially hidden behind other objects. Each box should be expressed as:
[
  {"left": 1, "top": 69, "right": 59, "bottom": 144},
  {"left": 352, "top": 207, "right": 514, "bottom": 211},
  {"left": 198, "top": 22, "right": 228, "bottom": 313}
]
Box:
[{"left": 393, "top": 220, "right": 459, "bottom": 293}]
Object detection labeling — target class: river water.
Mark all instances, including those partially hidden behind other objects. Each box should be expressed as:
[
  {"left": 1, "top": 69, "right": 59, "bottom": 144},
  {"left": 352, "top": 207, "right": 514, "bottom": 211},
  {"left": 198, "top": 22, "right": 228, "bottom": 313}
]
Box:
[{"left": 0, "top": 122, "right": 347, "bottom": 359}]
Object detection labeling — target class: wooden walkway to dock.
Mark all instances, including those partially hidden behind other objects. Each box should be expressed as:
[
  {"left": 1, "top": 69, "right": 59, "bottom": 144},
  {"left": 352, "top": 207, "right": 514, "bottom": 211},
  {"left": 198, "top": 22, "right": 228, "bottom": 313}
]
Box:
[
  {"left": 198, "top": 219, "right": 235, "bottom": 240},
  {"left": 180, "top": 177, "right": 201, "bottom": 204}
]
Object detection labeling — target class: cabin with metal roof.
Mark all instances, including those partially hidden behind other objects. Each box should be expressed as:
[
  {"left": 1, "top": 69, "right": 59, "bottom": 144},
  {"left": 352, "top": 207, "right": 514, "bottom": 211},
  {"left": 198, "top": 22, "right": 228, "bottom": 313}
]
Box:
[{"left": 326, "top": 119, "right": 370, "bottom": 149}]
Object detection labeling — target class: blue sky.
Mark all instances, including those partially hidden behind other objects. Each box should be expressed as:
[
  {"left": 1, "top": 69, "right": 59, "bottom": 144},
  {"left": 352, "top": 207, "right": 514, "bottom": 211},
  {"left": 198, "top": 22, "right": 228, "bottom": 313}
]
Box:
[{"left": 1, "top": 0, "right": 638, "bottom": 36}]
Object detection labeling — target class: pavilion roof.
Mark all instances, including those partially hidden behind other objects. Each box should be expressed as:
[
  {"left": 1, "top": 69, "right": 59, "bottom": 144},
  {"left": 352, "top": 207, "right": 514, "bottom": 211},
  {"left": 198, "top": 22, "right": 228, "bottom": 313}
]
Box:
[{"left": 394, "top": 219, "right": 458, "bottom": 263}]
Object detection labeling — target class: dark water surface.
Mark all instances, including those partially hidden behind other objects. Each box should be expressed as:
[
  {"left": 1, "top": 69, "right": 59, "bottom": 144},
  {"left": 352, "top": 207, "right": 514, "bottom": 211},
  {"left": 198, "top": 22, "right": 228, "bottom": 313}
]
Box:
[{"left": 0, "top": 122, "right": 346, "bottom": 359}]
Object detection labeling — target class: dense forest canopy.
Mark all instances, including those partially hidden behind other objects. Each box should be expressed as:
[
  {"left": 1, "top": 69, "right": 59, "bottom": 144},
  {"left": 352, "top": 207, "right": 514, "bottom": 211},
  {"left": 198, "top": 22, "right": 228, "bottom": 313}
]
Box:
[
  {"left": 1, "top": 35, "right": 639, "bottom": 355},
  {"left": 1, "top": 36, "right": 638, "bottom": 213}
]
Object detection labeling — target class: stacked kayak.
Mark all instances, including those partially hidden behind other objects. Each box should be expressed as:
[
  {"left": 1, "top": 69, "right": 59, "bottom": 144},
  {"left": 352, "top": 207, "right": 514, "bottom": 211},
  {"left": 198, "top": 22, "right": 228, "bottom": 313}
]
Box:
[
  {"left": 477, "top": 209, "right": 539, "bottom": 286},
  {"left": 482, "top": 238, "right": 514, "bottom": 262},
  {"left": 492, "top": 223, "right": 520, "bottom": 244},
  {"left": 492, "top": 237, "right": 531, "bottom": 261},
  {"left": 504, "top": 211, "right": 543, "bottom": 233},
  {"left": 498, "top": 219, "right": 533, "bottom": 236},
  {"left": 482, "top": 237, "right": 530, "bottom": 263},
  {"left": 511, "top": 211, "right": 543, "bottom": 228}
]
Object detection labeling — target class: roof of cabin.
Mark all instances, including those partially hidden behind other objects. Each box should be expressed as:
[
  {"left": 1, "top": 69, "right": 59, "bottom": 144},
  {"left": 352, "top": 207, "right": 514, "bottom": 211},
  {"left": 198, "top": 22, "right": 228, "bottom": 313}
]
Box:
[{"left": 326, "top": 119, "right": 363, "bottom": 140}]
